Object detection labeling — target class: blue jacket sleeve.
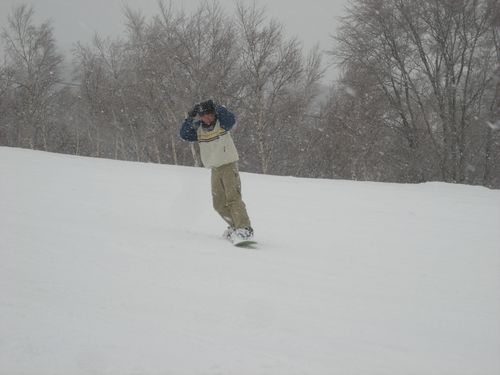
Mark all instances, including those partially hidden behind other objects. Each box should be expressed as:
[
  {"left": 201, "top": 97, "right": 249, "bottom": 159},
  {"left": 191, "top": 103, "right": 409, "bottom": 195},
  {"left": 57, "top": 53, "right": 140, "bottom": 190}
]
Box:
[
  {"left": 216, "top": 106, "right": 236, "bottom": 131},
  {"left": 180, "top": 117, "right": 198, "bottom": 142}
]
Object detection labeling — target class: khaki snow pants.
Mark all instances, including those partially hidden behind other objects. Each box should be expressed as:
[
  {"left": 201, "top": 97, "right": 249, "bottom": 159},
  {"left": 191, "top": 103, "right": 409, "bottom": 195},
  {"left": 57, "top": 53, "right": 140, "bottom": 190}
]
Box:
[{"left": 211, "top": 162, "right": 251, "bottom": 229}]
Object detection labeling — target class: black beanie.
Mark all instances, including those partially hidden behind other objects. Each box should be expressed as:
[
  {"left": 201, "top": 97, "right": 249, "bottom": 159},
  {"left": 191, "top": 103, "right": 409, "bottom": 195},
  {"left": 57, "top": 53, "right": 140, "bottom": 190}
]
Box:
[{"left": 198, "top": 100, "right": 216, "bottom": 115}]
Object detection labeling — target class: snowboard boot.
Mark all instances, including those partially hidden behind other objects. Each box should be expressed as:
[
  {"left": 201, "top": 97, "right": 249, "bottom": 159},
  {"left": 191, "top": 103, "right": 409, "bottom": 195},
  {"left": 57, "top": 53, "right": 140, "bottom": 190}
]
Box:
[
  {"left": 222, "top": 226, "right": 235, "bottom": 240},
  {"left": 230, "top": 226, "right": 254, "bottom": 243}
]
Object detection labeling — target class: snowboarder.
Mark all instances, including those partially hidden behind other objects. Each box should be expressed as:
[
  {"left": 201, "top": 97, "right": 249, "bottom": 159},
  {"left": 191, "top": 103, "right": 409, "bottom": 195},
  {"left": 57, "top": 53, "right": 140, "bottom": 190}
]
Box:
[{"left": 180, "top": 100, "right": 254, "bottom": 244}]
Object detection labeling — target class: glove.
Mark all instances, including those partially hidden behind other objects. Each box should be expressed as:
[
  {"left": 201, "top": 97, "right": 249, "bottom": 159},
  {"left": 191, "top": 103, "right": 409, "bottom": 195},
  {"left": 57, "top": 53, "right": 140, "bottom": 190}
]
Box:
[{"left": 188, "top": 104, "right": 201, "bottom": 118}]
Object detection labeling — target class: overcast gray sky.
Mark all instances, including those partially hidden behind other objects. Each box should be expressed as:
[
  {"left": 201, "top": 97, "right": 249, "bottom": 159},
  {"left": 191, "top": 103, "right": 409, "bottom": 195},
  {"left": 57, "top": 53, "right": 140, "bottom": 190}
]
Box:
[{"left": 0, "top": 0, "right": 347, "bottom": 81}]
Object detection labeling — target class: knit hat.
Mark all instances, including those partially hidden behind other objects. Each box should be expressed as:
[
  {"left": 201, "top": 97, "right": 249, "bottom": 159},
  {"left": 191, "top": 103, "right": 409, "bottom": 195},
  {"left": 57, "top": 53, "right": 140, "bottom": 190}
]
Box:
[{"left": 198, "top": 100, "right": 216, "bottom": 116}]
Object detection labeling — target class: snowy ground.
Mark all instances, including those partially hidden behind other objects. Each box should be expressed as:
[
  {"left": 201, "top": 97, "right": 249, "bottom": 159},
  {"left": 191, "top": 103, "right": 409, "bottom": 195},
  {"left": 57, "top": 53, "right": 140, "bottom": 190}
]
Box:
[{"left": 1, "top": 146, "right": 499, "bottom": 375}]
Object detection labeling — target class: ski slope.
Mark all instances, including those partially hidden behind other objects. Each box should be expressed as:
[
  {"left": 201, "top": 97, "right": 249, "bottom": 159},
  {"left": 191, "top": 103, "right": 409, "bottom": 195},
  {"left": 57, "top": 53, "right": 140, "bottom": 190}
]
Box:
[{"left": 1, "top": 146, "right": 499, "bottom": 375}]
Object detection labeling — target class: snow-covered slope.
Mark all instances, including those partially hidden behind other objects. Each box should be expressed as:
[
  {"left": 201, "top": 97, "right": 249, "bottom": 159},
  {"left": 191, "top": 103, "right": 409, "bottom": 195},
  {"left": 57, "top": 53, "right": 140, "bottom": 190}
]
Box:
[{"left": 1, "top": 146, "right": 499, "bottom": 375}]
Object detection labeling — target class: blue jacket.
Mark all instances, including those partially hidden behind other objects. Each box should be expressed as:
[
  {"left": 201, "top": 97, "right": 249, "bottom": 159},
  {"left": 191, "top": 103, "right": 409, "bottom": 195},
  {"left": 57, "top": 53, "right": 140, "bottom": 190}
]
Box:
[{"left": 180, "top": 105, "right": 236, "bottom": 142}]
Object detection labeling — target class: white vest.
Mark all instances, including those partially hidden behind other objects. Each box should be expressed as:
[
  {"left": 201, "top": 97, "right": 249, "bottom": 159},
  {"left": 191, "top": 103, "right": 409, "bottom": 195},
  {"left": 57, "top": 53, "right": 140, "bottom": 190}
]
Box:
[{"left": 197, "top": 120, "right": 239, "bottom": 168}]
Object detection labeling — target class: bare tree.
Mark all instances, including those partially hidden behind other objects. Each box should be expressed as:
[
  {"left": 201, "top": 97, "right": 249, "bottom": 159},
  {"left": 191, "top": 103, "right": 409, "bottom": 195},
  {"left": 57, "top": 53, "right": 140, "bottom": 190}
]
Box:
[
  {"left": 235, "top": 1, "right": 306, "bottom": 174},
  {"left": 1, "top": 4, "right": 63, "bottom": 150},
  {"left": 272, "top": 44, "right": 325, "bottom": 177},
  {"left": 122, "top": 0, "right": 241, "bottom": 166},
  {"left": 0, "top": 61, "right": 14, "bottom": 144},
  {"left": 482, "top": 16, "right": 500, "bottom": 186},
  {"left": 333, "top": 0, "right": 499, "bottom": 184}
]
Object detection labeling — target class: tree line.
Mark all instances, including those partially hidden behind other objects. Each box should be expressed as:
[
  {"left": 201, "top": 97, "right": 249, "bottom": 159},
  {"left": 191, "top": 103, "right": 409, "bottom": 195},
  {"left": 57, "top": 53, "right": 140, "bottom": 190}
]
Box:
[{"left": 1, "top": 0, "right": 499, "bottom": 187}]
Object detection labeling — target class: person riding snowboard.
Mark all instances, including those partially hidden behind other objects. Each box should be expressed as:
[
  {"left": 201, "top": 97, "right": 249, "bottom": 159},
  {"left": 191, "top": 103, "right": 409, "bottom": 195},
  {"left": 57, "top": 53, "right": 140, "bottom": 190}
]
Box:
[{"left": 180, "top": 100, "right": 254, "bottom": 243}]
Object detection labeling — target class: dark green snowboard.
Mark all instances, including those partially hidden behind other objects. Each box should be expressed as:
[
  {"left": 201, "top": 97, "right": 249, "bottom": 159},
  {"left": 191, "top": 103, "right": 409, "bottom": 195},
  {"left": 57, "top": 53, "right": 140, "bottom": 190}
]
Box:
[{"left": 233, "top": 239, "right": 258, "bottom": 248}]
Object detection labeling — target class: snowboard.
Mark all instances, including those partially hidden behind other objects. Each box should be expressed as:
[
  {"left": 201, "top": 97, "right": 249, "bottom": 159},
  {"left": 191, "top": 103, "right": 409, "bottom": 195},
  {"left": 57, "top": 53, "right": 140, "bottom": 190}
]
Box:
[
  {"left": 226, "top": 234, "right": 258, "bottom": 248},
  {"left": 232, "top": 239, "right": 258, "bottom": 248}
]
